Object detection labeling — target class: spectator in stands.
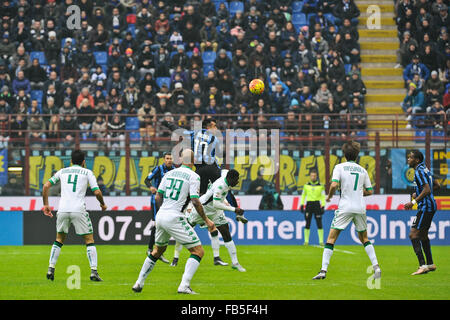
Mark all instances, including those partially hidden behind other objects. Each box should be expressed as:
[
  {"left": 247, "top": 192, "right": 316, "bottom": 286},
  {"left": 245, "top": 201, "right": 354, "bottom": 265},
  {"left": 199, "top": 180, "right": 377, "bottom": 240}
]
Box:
[
  {"left": 402, "top": 82, "right": 425, "bottom": 128},
  {"left": 333, "top": 0, "right": 360, "bottom": 26},
  {"left": 427, "top": 101, "right": 446, "bottom": 129},
  {"left": 26, "top": 58, "right": 47, "bottom": 90},
  {"left": 89, "top": 23, "right": 109, "bottom": 51},
  {"left": 0, "top": 33, "right": 15, "bottom": 63},
  {"left": 11, "top": 45, "right": 31, "bottom": 70},
  {"left": 10, "top": 114, "right": 27, "bottom": 147},
  {"left": 350, "top": 97, "right": 367, "bottom": 130},
  {"left": 200, "top": 17, "right": 218, "bottom": 52},
  {"left": 107, "top": 114, "right": 126, "bottom": 150},
  {"left": 425, "top": 70, "right": 445, "bottom": 96},
  {"left": 76, "top": 87, "right": 94, "bottom": 109},
  {"left": 337, "top": 32, "right": 360, "bottom": 64},
  {"left": 60, "top": 114, "right": 77, "bottom": 147},
  {"left": 12, "top": 70, "right": 30, "bottom": 95},
  {"left": 398, "top": 31, "right": 418, "bottom": 68},
  {"left": 59, "top": 97, "right": 77, "bottom": 117},
  {"left": 47, "top": 115, "right": 59, "bottom": 148},
  {"left": 91, "top": 115, "right": 107, "bottom": 147},
  {"left": 327, "top": 57, "right": 346, "bottom": 90},
  {"left": 28, "top": 114, "right": 46, "bottom": 143},
  {"left": 403, "top": 54, "right": 430, "bottom": 86},
  {"left": 347, "top": 71, "right": 366, "bottom": 101},
  {"left": 315, "top": 82, "right": 333, "bottom": 111}
]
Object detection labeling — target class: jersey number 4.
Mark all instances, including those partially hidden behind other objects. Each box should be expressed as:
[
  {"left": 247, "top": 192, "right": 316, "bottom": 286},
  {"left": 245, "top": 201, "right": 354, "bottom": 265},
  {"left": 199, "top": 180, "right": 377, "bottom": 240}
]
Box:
[
  {"left": 164, "top": 178, "right": 184, "bottom": 201},
  {"left": 68, "top": 174, "right": 78, "bottom": 192}
]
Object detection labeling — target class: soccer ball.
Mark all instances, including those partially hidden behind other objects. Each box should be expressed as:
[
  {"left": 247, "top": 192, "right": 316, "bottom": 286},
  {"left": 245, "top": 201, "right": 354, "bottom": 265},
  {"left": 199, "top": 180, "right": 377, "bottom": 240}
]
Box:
[{"left": 249, "top": 79, "right": 265, "bottom": 95}]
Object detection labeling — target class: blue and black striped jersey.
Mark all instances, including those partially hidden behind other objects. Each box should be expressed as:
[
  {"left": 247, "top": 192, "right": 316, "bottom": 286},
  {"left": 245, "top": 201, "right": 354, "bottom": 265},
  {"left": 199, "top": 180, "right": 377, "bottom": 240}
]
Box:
[
  {"left": 184, "top": 128, "right": 219, "bottom": 165},
  {"left": 414, "top": 162, "right": 437, "bottom": 213},
  {"left": 147, "top": 164, "right": 174, "bottom": 189}
]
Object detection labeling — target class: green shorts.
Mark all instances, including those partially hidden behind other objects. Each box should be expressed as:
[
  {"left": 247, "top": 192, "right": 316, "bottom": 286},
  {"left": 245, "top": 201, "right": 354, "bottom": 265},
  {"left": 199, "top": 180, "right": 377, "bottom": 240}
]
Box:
[{"left": 56, "top": 211, "right": 93, "bottom": 235}]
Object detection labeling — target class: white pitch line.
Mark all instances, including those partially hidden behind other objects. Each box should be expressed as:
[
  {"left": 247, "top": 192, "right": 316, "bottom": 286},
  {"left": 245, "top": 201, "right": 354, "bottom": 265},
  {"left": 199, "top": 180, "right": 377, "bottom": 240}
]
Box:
[{"left": 311, "top": 245, "right": 356, "bottom": 255}]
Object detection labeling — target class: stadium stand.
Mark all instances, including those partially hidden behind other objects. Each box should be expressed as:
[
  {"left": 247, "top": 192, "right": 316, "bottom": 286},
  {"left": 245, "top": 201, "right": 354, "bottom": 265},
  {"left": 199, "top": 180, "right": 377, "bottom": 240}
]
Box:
[{"left": 0, "top": 0, "right": 447, "bottom": 151}]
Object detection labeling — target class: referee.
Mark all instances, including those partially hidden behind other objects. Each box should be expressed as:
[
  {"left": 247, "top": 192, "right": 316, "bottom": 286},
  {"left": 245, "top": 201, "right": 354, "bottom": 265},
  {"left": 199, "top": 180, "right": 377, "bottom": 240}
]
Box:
[
  {"left": 144, "top": 152, "right": 174, "bottom": 262},
  {"left": 300, "top": 170, "right": 326, "bottom": 246}
]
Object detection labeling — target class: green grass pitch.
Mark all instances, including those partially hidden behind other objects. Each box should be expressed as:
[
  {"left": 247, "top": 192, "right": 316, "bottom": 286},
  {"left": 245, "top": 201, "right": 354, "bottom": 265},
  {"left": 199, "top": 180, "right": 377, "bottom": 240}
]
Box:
[{"left": 0, "top": 245, "right": 449, "bottom": 300}]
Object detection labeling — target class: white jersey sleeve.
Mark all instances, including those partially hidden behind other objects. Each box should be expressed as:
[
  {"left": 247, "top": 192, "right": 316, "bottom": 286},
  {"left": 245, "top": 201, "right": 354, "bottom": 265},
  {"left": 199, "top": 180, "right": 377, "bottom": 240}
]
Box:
[
  {"left": 49, "top": 169, "right": 62, "bottom": 185},
  {"left": 363, "top": 169, "right": 373, "bottom": 191},
  {"left": 189, "top": 173, "right": 201, "bottom": 199},
  {"left": 331, "top": 165, "right": 341, "bottom": 184},
  {"left": 87, "top": 170, "right": 99, "bottom": 192}
]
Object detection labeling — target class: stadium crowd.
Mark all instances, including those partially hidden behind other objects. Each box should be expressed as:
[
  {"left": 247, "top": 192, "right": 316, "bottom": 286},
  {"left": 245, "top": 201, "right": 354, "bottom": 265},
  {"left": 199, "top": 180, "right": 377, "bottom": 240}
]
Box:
[
  {"left": 0, "top": 0, "right": 369, "bottom": 148},
  {"left": 396, "top": 0, "right": 450, "bottom": 130}
]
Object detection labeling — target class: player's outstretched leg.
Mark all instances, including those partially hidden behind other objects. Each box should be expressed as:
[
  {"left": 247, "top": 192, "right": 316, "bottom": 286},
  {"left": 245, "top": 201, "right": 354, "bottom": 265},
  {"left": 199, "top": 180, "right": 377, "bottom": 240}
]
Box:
[
  {"left": 218, "top": 225, "right": 245, "bottom": 272},
  {"left": 171, "top": 242, "right": 183, "bottom": 267},
  {"left": 420, "top": 233, "right": 436, "bottom": 272},
  {"left": 133, "top": 246, "right": 166, "bottom": 292},
  {"left": 47, "top": 240, "right": 63, "bottom": 281},
  {"left": 210, "top": 229, "right": 228, "bottom": 266},
  {"left": 177, "top": 245, "right": 204, "bottom": 294}
]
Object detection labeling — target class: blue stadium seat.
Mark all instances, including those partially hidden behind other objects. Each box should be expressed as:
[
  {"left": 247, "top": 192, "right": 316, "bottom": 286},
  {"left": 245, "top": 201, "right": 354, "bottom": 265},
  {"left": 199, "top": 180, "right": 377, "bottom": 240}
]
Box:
[
  {"left": 156, "top": 77, "right": 171, "bottom": 88},
  {"left": 93, "top": 51, "right": 108, "bottom": 65},
  {"left": 292, "top": 13, "right": 307, "bottom": 27},
  {"left": 170, "top": 51, "right": 177, "bottom": 59},
  {"left": 203, "top": 64, "right": 215, "bottom": 76},
  {"left": 226, "top": 51, "right": 232, "bottom": 60},
  {"left": 125, "top": 117, "right": 140, "bottom": 130},
  {"left": 324, "top": 13, "right": 336, "bottom": 24},
  {"left": 415, "top": 130, "right": 426, "bottom": 137},
  {"left": 344, "top": 64, "right": 352, "bottom": 74},
  {"left": 202, "top": 51, "right": 216, "bottom": 64},
  {"left": 100, "top": 64, "right": 108, "bottom": 74},
  {"left": 30, "top": 90, "right": 43, "bottom": 103},
  {"left": 229, "top": 1, "right": 244, "bottom": 16},
  {"left": 186, "top": 51, "right": 193, "bottom": 58},
  {"left": 356, "top": 131, "right": 367, "bottom": 137},
  {"left": 292, "top": 1, "right": 304, "bottom": 13},
  {"left": 30, "top": 51, "right": 47, "bottom": 65},
  {"left": 129, "top": 131, "right": 141, "bottom": 141},
  {"left": 214, "top": 1, "right": 229, "bottom": 11},
  {"left": 308, "top": 13, "right": 317, "bottom": 23}
]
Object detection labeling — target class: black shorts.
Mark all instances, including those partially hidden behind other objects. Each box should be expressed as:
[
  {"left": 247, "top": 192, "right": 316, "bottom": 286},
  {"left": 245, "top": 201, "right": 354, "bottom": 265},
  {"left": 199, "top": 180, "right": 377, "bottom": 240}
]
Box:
[
  {"left": 195, "top": 163, "right": 221, "bottom": 194},
  {"left": 305, "top": 201, "right": 323, "bottom": 217},
  {"left": 411, "top": 210, "right": 436, "bottom": 230}
]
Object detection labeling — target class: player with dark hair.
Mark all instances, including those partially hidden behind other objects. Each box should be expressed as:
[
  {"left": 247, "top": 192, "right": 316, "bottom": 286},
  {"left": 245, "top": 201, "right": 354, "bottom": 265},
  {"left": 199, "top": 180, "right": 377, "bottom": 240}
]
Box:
[
  {"left": 161, "top": 117, "right": 240, "bottom": 212},
  {"left": 173, "top": 169, "right": 247, "bottom": 271},
  {"left": 313, "top": 141, "right": 381, "bottom": 280},
  {"left": 402, "top": 150, "right": 439, "bottom": 275},
  {"left": 300, "top": 170, "right": 326, "bottom": 246},
  {"left": 144, "top": 152, "right": 174, "bottom": 262},
  {"left": 42, "top": 149, "right": 107, "bottom": 281}
]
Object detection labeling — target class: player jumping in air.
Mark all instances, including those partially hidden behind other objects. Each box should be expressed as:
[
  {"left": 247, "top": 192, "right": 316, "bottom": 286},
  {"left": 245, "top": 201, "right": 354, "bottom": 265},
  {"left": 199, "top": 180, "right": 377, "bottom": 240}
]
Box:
[
  {"left": 132, "top": 149, "right": 215, "bottom": 294},
  {"left": 312, "top": 141, "right": 381, "bottom": 280},
  {"left": 172, "top": 169, "right": 248, "bottom": 271},
  {"left": 144, "top": 152, "right": 174, "bottom": 263},
  {"left": 402, "top": 150, "right": 439, "bottom": 275},
  {"left": 42, "top": 150, "right": 107, "bottom": 281},
  {"left": 161, "top": 117, "right": 240, "bottom": 209},
  {"left": 300, "top": 170, "right": 326, "bottom": 246}
]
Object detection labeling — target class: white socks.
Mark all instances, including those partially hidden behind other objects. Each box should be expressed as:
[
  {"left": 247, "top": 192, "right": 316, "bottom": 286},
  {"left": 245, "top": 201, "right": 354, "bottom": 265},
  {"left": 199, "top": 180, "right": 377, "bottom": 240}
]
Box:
[
  {"left": 137, "top": 255, "right": 157, "bottom": 287},
  {"left": 49, "top": 241, "right": 62, "bottom": 268},
  {"left": 211, "top": 234, "right": 220, "bottom": 258},
  {"left": 321, "top": 244, "right": 334, "bottom": 271},
  {"left": 224, "top": 240, "right": 239, "bottom": 265},
  {"left": 86, "top": 244, "right": 98, "bottom": 270},
  {"left": 179, "top": 255, "right": 201, "bottom": 289},
  {"left": 364, "top": 242, "right": 379, "bottom": 267}
]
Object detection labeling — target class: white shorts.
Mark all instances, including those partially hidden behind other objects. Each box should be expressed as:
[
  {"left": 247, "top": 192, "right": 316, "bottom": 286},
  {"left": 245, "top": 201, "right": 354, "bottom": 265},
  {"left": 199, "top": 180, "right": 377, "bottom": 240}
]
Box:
[
  {"left": 187, "top": 206, "right": 228, "bottom": 227},
  {"left": 57, "top": 211, "right": 93, "bottom": 235},
  {"left": 330, "top": 210, "right": 367, "bottom": 232},
  {"left": 155, "top": 209, "right": 201, "bottom": 249}
]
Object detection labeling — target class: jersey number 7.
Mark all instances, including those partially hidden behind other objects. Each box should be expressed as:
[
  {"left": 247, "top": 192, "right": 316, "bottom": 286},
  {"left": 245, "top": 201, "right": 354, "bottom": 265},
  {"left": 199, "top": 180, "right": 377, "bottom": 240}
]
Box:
[{"left": 350, "top": 172, "right": 359, "bottom": 191}]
